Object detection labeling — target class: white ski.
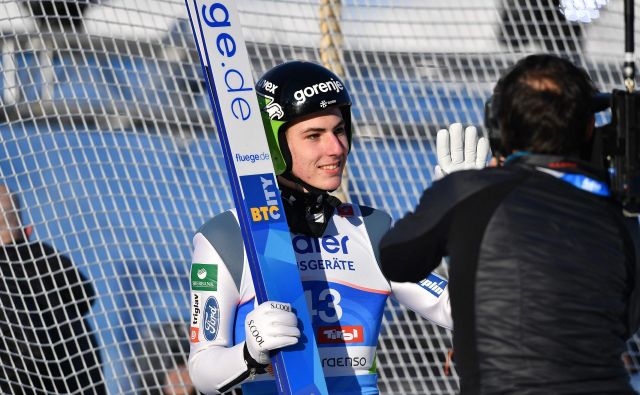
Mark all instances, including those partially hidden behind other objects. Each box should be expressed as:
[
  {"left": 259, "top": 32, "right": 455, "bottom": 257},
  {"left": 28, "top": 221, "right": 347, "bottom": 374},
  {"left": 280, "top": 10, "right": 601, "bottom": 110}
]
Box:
[{"left": 184, "top": 1, "right": 328, "bottom": 394}]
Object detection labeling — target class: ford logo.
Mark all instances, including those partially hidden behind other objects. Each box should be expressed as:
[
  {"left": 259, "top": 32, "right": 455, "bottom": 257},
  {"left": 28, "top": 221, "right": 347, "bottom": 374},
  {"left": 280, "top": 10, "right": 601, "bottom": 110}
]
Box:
[{"left": 202, "top": 296, "right": 220, "bottom": 341}]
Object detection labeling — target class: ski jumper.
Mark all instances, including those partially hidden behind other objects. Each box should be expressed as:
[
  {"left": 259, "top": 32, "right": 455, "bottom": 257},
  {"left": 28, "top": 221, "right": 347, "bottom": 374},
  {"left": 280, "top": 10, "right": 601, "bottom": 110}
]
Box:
[{"left": 189, "top": 200, "right": 451, "bottom": 395}]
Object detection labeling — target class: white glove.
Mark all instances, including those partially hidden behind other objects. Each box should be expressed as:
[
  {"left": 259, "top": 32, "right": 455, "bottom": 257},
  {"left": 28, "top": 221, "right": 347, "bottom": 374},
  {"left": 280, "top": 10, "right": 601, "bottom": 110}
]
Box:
[
  {"left": 245, "top": 301, "right": 300, "bottom": 365},
  {"left": 434, "top": 123, "right": 491, "bottom": 180}
]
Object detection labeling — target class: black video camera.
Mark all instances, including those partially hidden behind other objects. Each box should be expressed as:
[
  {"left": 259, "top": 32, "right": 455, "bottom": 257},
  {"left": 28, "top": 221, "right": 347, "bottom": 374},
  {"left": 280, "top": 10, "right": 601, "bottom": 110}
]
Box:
[{"left": 592, "top": 90, "right": 640, "bottom": 215}]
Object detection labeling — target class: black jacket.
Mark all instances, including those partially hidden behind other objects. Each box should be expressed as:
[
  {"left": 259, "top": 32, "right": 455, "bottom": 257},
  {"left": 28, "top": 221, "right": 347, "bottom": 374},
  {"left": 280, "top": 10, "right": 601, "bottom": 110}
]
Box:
[
  {"left": 380, "top": 154, "right": 639, "bottom": 395},
  {"left": 0, "top": 240, "right": 105, "bottom": 395}
]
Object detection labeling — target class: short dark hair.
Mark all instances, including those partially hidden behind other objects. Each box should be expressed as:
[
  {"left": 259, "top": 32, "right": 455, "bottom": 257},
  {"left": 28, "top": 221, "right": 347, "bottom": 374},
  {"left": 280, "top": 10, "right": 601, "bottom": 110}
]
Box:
[{"left": 492, "top": 54, "right": 597, "bottom": 155}]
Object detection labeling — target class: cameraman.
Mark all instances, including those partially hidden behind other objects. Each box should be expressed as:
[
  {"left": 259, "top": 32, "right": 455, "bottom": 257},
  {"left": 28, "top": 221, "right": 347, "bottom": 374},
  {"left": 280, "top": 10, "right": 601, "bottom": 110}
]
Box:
[{"left": 379, "top": 54, "right": 639, "bottom": 394}]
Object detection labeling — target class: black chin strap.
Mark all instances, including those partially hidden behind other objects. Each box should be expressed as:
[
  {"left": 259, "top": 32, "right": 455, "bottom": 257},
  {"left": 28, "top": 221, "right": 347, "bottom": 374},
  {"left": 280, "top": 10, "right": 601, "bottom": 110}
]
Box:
[{"left": 280, "top": 185, "right": 342, "bottom": 238}]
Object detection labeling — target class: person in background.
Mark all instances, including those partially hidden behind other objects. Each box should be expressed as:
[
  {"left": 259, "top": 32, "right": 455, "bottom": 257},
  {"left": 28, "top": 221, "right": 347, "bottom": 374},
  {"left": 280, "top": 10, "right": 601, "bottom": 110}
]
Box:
[
  {"left": 136, "top": 321, "right": 196, "bottom": 395},
  {"left": 0, "top": 185, "right": 106, "bottom": 394}
]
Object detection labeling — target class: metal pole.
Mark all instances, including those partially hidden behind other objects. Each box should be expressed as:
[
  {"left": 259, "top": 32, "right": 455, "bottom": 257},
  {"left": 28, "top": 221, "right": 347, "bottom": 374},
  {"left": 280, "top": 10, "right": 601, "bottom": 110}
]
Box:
[
  {"left": 624, "top": 0, "right": 636, "bottom": 92},
  {"left": 319, "top": 0, "right": 349, "bottom": 202}
]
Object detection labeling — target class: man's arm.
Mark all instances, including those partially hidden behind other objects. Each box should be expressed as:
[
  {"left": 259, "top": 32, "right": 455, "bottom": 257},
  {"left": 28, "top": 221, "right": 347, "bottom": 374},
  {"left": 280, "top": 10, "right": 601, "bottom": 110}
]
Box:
[
  {"left": 390, "top": 275, "right": 452, "bottom": 329},
  {"left": 188, "top": 213, "right": 246, "bottom": 394},
  {"left": 379, "top": 179, "right": 457, "bottom": 283},
  {"left": 380, "top": 165, "right": 512, "bottom": 284},
  {"left": 381, "top": 123, "right": 493, "bottom": 283},
  {"left": 361, "top": 205, "right": 452, "bottom": 328},
  {"left": 188, "top": 211, "right": 300, "bottom": 394}
]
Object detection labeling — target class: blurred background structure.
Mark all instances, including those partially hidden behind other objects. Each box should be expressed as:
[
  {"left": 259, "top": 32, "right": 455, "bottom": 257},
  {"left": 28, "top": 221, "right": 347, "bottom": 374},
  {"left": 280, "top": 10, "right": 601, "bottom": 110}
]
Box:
[{"left": 0, "top": 0, "right": 638, "bottom": 394}]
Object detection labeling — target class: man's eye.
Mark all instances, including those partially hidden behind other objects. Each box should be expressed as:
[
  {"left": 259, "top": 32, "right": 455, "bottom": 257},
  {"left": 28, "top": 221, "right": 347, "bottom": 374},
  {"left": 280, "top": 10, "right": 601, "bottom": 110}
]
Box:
[
  {"left": 306, "top": 134, "right": 319, "bottom": 140},
  {"left": 334, "top": 127, "right": 346, "bottom": 135}
]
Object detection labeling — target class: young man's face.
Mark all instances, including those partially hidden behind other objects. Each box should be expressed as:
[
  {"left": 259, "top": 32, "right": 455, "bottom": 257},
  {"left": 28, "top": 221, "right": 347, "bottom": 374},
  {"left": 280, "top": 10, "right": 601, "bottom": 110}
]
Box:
[{"left": 285, "top": 107, "right": 349, "bottom": 192}]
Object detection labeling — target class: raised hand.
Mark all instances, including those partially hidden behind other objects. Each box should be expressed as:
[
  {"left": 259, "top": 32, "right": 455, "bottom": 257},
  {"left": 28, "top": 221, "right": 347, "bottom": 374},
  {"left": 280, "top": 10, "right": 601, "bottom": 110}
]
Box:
[{"left": 434, "top": 123, "right": 491, "bottom": 179}]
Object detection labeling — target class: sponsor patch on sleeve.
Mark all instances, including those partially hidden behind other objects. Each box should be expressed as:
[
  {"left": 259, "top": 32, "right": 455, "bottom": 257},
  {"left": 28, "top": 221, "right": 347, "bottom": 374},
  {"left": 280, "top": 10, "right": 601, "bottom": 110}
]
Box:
[
  {"left": 191, "top": 292, "right": 202, "bottom": 343},
  {"left": 418, "top": 273, "right": 448, "bottom": 298},
  {"left": 190, "top": 327, "right": 199, "bottom": 343},
  {"left": 202, "top": 296, "right": 220, "bottom": 341},
  {"left": 191, "top": 263, "right": 218, "bottom": 291}
]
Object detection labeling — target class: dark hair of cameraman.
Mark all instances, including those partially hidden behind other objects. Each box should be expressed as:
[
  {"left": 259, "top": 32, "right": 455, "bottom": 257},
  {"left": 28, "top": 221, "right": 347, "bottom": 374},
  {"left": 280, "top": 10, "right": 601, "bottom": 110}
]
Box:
[{"left": 491, "top": 53, "right": 598, "bottom": 157}]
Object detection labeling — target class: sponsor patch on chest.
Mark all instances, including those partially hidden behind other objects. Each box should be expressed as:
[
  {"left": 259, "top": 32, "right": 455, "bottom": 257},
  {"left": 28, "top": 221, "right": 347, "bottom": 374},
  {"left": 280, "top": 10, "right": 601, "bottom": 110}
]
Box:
[{"left": 318, "top": 325, "right": 364, "bottom": 344}]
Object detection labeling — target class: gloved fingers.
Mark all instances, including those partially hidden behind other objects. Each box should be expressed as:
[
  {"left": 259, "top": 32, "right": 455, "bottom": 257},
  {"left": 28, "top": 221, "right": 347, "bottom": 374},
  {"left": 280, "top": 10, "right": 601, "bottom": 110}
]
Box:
[
  {"left": 245, "top": 305, "right": 300, "bottom": 360},
  {"left": 448, "top": 123, "right": 464, "bottom": 165},
  {"left": 463, "top": 126, "right": 478, "bottom": 167},
  {"left": 475, "top": 137, "right": 491, "bottom": 169},
  {"left": 267, "top": 324, "right": 301, "bottom": 339},
  {"left": 436, "top": 128, "right": 452, "bottom": 169},
  {"left": 246, "top": 300, "right": 296, "bottom": 337},
  {"left": 261, "top": 334, "right": 299, "bottom": 351},
  {"left": 266, "top": 310, "right": 299, "bottom": 327},
  {"left": 276, "top": 335, "right": 299, "bottom": 349},
  {"left": 434, "top": 165, "right": 445, "bottom": 180}
]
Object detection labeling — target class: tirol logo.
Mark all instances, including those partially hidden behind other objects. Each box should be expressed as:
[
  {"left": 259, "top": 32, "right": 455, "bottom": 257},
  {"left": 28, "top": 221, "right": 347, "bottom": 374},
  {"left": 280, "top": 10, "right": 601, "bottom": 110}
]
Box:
[
  {"left": 191, "top": 264, "right": 218, "bottom": 291},
  {"left": 257, "top": 92, "right": 284, "bottom": 120},
  {"left": 293, "top": 78, "right": 344, "bottom": 105},
  {"left": 318, "top": 326, "right": 364, "bottom": 344},
  {"left": 292, "top": 234, "right": 349, "bottom": 255},
  {"left": 418, "top": 273, "right": 448, "bottom": 298},
  {"left": 202, "top": 296, "right": 220, "bottom": 341},
  {"left": 240, "top": 173, "right": 285, "bottom": 224}
]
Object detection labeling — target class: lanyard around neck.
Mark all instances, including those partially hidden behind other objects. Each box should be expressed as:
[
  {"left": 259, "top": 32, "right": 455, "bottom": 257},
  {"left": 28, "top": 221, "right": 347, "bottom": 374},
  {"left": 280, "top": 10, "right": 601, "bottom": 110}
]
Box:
[{"left": 536, "top": 167, "right": 610, "bottom": 196}]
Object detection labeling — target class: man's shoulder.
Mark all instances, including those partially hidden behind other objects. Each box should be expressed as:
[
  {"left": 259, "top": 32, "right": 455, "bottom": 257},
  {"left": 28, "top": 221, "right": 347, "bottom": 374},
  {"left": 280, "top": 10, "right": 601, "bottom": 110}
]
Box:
[
  {"left": 196, "top": 210, "right": 240, "bottom": 239},
  {"left": 344, "top": 204, "right": 391, "bottom": 263},
  {"left": 446, "top": 167, "right": 515, "bottom": 182},
  {"left": 358, "top": 205, "right": 391, "bottom": 223},
  {"left": 433, "top": 167, "right": 519, "bottom": 194},
  {"left": 14, "top": 241, "right": 72, "bottom": 268},
  {"left": 411, "top": 167, "right": 523, "bottom": 216},
  {"left": 195, "top": 211, "right": 245, "bottom": 282},
  {"left": 339, "top": 204, "right": 392, "bottom": 253},
  {"left": 338, "top": 203, "right": 392, "bottom": 231}
]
